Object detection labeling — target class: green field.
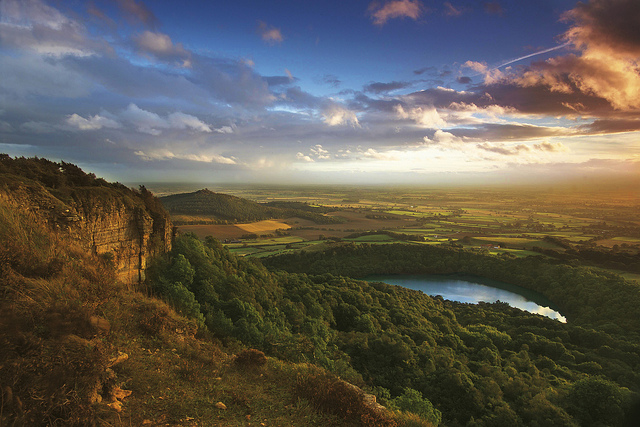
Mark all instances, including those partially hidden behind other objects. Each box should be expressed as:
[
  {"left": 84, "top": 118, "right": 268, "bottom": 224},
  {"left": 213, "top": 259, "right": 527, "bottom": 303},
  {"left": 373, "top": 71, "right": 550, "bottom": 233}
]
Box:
[{"left": 161, "top": 185, "right": 639, "bottom": 265}]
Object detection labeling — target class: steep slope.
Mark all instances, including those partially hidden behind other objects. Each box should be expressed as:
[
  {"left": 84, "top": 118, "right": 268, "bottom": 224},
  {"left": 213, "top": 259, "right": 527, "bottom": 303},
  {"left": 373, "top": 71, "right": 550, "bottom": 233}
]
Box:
[{"left": 0, "top": 155, "right": 172, "bottom": 284}]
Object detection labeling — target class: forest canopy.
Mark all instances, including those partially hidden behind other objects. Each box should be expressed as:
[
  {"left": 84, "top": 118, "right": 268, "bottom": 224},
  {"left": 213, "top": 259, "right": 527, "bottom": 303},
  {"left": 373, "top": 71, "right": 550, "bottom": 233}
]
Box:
[{"left": 148, "top": 234, "right": 640, "bottom": 426}]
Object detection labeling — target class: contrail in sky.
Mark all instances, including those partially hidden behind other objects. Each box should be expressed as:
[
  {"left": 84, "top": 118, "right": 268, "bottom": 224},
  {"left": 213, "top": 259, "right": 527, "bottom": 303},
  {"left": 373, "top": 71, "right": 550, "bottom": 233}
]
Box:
[{"left": 496, "top": 42, "right": 572, "bottom": 69}]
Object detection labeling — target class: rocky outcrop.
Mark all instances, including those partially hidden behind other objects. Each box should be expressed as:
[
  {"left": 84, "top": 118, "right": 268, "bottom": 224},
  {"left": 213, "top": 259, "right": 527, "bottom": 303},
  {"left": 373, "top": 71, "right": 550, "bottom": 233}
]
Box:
[
  {"left": 1, "top": 179, "right": 172, "bottom": 285},
  {"left": 68, "top": 197, "right": 172, "bottom": 284}
]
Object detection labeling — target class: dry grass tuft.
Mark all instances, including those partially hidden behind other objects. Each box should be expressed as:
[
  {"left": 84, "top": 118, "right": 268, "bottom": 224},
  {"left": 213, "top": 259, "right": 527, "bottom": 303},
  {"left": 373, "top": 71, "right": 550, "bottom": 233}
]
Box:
[{"left": 233, "top": 348, "right": 268, "bottom": 369}]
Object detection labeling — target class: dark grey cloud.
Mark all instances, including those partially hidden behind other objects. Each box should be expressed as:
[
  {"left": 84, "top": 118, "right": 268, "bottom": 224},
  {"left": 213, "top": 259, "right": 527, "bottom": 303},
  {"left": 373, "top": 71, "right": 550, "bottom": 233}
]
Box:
[
  {"left": 456, "top": 76, "right": 472, "bottom": 84},
  {"left": 413, "top": 66, "right": 436, "bottom": 75},
  {"left": 562, "top": 0, "right": 640, "bottom": 56},
  {"left": 320, "top": 74, "right": 342, "bottom": 88},
  {"left": 456, "top": 123, "right": 570, "bottom": 141},
  {"left": 264, "top": 75, "right": 297, "bottom": 87},
  {"left": 580, "top": 119, "right": 640, "bottom": 134},
  {"left": 363, "top": 81, "right": 412, "bottom": 94}
]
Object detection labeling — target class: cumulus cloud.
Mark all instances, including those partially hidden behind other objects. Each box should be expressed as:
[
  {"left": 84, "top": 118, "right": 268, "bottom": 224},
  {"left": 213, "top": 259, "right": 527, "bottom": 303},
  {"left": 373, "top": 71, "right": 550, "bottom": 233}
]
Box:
[
  {"left": 296, "top": 152, "right": 314, "bottom": 162},
  {"left": 497, "top": 0, "right": 640, "bottom": 111},
  {"left": 463, "top": 61, "right": 504, "bottom": 84},
  {"left": 360, "top": 147, "right": 400, "bottom": 161},
  {"left": 368, "top": 0, "right": 425, "bottom": 26},
  {"left": 310, "top": 144, "right": 331, "bottom": 159},
  {"left": 422, "top": 129, "right": 466, "bottom": 146},
  {"left": 214, "top": 125, "right": 234, "bottom": 134},
  {"left": 258, "top": 21, "right": 283, "bottom": 44},
  {"left": 66, "top": 113, "right": 121, "bottom": 130},
  {"left": 322, "top": 105, "right": 360, "bottom": 127},
  {"left": 134, "top": 31, "right": 192, "bottom": 67},
  {"left": 122, "top": 104, "right": 211, "bottom": 135},
  {"left": 394, "top": 104, "right": 446, "bottom": 128},
  {"left": 296, "top": 145, "right": 333, "bottom": 162}
]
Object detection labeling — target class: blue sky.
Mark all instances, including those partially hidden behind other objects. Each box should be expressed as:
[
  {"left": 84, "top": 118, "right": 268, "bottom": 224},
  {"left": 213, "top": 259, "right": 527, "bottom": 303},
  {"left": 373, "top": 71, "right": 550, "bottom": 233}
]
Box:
[{"left": 1, "top": 0, "right": 639, "bottom": 185}]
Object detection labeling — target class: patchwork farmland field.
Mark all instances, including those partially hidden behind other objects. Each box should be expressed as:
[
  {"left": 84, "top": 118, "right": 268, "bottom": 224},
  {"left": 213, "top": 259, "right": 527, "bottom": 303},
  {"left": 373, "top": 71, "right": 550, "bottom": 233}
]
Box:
[
  {"left": 164, "top": 184, "right": 638, "bottom": 274},
  {"left": 179, "top": 219, "right": 291, "bottom": 239}
]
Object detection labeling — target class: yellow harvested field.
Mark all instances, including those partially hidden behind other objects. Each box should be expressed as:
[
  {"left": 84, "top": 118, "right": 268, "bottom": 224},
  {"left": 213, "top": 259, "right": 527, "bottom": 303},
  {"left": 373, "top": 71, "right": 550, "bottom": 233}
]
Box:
[
  {"left": 236, "top": 220, "right": 291, "bottom": 233},
  {"left": 178, "top": 219, "right": 291, "bottom": 240}
]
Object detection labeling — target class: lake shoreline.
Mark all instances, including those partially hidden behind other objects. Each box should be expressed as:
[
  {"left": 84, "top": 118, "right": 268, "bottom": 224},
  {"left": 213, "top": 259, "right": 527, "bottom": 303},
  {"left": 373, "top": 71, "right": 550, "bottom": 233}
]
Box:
[{"left": 364, "top": 273, "right": 566, "bottom": 322}]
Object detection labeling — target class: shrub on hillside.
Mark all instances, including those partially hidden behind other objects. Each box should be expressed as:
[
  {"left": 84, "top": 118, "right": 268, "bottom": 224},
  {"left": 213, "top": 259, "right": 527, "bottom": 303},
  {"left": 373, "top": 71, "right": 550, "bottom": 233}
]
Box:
[{"left": 234, "top": 348, "right": 267, "bottom": 369}]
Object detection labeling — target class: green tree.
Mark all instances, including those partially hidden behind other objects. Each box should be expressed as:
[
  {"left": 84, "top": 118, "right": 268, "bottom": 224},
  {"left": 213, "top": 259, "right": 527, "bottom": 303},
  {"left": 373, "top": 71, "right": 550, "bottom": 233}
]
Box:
[
  {"left": 392, "top": 387, "right": 442, "bottom": 425},
  {"left": 565, "top": 377, "right": 629, "bottom": 426}
]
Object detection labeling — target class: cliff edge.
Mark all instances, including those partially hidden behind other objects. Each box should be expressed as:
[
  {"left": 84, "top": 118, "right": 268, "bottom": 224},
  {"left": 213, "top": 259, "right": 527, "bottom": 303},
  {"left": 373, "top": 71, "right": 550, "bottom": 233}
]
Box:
[{"left": 0, "top": 155, "right": 172, "bottom": 284}]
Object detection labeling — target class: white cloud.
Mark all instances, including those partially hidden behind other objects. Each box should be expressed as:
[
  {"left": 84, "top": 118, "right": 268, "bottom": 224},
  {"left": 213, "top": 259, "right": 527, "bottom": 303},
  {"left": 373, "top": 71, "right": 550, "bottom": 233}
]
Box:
[
  {"left": 360, "top": 147, "right": 400, "bottom": 161},
  {"left": 322, "top": 105, "right": 360, "bottom": 127},
  {"left": 167, "top": 112, "right": 212, "bottom": 132},
  {"left": 134, "top": 31, "right": 192, "bottom": 67},
  {"left": 296, "top": 152, "right": 314, "bottom": 162},
  {"left": 463, "top": 60, "right": 504, "bottom": 84},
  {"left": 395, "top": 104, "right": 446, "bottom": 128},
  {"left": 368, "top": 0, "right": 425, "bottom": 26},
  {"left": 66, "top": 113, "right": 121, "bottom": 130},
  {"left": 214, "top": 125, "right": 234, "bottom": 134},
  {"left": 123, "top": 103, "right": 167, "bottom": 135},
  {"left": 122, "top": 104, "right": 212, "bottom": 135},
  {"left": 422, "top": 129, "right": 466, "bottom": 145},
  {"left": 310, "top": 144, "right": 331, "bottom": 159},
  {"left": 134, "top": 149, "right": 236, "bottom": 164}
]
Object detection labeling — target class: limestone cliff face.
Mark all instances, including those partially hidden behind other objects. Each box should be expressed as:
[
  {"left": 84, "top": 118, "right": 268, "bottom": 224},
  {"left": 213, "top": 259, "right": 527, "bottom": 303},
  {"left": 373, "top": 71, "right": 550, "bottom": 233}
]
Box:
[
  {"left": 2, "top": 180, "right": 172, "bottom": 285},
  {"left": 69, "top": 198, "right": 172, "bottom": 285}
]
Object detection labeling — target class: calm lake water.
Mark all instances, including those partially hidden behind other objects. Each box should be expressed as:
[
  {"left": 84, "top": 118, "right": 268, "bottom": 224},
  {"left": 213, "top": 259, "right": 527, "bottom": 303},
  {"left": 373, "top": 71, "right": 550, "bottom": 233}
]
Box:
[{"left": 365, "top": 274, "right": 566, "bottom": 322}]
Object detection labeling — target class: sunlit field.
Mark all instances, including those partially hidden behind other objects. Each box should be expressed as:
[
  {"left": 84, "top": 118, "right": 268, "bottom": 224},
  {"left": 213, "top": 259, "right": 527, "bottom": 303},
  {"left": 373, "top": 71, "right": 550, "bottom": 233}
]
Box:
[{"left": 156, "top": 185, "right": 639, "bottom": 274}]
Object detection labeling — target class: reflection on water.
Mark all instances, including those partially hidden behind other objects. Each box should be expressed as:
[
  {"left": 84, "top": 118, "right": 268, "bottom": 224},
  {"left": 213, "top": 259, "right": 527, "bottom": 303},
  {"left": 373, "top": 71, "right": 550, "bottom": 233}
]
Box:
[{"left": 366, "top": 275, "right": 566, "bottom": 322}]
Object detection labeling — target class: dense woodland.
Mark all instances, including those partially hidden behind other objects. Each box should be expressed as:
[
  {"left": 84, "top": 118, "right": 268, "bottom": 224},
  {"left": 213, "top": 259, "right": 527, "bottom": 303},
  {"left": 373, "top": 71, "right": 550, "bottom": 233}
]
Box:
[{"left": 148, "top": 234, "right": 640, "bottom": 426}]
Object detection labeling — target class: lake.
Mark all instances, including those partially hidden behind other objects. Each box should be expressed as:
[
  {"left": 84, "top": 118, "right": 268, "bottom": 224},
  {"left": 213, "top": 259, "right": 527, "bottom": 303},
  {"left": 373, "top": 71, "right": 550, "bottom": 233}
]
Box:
[{"left": 365, "top": 274, "right": 566, "bottom": 322}]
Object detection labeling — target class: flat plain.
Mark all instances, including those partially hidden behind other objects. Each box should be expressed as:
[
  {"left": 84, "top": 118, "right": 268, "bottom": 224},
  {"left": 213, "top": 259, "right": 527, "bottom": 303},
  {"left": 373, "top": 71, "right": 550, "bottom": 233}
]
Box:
[{"left": 150, "top": 184, "right": 639, "bottom": 272}]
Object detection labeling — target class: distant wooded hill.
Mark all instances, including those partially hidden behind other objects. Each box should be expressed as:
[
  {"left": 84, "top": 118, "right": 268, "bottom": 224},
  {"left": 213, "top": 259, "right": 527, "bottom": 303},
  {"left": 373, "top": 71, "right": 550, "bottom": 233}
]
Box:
[{"left": 159, "top": 189, "right": 345, "bottom": 224}]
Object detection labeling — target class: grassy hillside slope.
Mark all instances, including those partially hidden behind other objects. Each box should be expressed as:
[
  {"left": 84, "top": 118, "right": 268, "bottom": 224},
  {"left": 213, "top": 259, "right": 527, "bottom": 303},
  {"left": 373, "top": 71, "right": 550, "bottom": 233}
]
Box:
[{"left": 160, "top": 189, "right": 344, "bottom": 225}]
